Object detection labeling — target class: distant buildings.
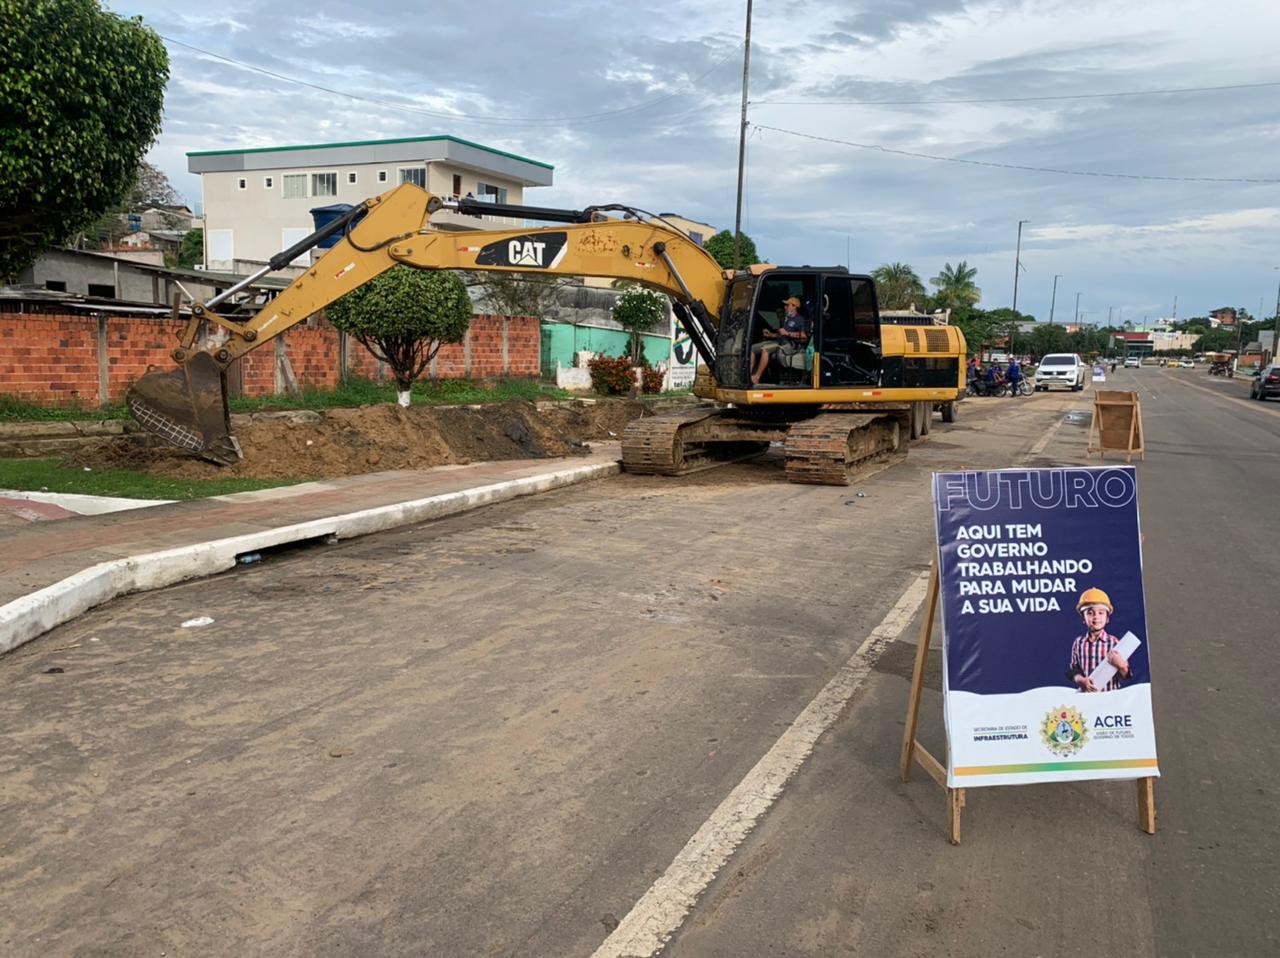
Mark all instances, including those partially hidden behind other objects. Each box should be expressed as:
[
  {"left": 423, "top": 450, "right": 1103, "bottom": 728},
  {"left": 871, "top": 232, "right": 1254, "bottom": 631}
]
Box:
[{"left": 187, "top": 134, "right": 555, "bottom": 272}]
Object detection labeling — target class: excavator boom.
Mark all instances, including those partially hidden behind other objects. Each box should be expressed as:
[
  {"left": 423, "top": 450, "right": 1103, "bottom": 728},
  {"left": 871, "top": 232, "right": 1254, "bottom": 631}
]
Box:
[{"left": 127, "top": 184, "right": 728, "bottom": 462}]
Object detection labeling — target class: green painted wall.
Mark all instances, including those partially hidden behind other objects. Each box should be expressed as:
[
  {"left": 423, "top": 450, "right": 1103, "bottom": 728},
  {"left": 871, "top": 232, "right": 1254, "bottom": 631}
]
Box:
[{"left": 540, "top": 323, "right": 669, "bottom": 376}]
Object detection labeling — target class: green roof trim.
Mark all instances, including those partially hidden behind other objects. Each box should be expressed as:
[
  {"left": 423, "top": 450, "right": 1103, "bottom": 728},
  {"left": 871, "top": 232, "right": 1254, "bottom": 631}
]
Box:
[{"left": 187, "top": 134, "right": 553, "bottom": 170}]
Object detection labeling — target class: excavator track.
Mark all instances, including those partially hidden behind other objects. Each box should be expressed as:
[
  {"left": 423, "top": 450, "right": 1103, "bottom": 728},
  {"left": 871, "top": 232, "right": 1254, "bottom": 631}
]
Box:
[
  {"left": 620, "top": 409, "right": 773, "bottom": 476},
  {"left": 783, "top": 413, "right": 902, "bottom": 485}
]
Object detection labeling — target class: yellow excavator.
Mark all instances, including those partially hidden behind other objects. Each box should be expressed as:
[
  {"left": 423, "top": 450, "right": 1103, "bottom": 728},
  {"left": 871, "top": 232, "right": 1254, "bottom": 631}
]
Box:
[{"left": 128, "top": 183, "right": 966, "bottom": 485}]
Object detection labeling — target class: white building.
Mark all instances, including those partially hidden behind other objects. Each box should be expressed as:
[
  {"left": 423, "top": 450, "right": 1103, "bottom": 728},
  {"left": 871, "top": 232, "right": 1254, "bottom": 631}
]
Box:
[{"left": 188, "top": 134, "right": 554, "bottom": 272}]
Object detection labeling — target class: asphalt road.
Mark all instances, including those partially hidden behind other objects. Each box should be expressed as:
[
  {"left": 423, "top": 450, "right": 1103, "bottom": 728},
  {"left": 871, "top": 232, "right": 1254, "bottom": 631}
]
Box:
[{"left": 2, "top": 377, "right": 1276, "bottom": 957}]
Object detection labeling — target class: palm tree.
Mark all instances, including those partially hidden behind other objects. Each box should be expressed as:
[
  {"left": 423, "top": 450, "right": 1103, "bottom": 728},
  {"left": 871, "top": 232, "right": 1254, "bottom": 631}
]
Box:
[
  {"left": 929, "top": 261, "right": 982, "bottom": 313},
  {"left": 870, "top": 262, "right": 926, "bottom": 310}
]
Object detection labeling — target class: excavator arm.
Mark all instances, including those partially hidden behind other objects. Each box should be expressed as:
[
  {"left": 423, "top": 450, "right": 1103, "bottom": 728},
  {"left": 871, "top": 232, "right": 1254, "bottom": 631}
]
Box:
[{"left": 126, "top": 184, "right": 729, "bottom": 463}]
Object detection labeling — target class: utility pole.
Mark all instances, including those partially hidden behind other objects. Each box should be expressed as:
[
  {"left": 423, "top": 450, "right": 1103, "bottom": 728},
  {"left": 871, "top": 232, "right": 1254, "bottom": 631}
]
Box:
[
  {"left": 1172, "top": 295, "right": 1178, "bottom": 323},
  {"left": 732, "top": 0, "right": 753, "bottom": 271},
  {"left": 1108, "top": 306, "right": 1114, "bottom": 326},
  {"left": 1272, "top": 267, "right": 1280, "bottom": 363},
  {"left": 1012, "top": 220, "right": 1028, "bottom": 314},
  {"left": 1074, "top": 292, "right": 1082, "bottom": 325},
  {"left": 1048, "top": 274, "right": 1061, "bottom": 324}
]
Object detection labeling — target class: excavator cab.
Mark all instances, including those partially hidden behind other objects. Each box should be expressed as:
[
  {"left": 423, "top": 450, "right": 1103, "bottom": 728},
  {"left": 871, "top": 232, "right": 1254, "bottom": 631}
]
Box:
[{"left": 716, "top": 269, "right": 882, "bottom": 390}]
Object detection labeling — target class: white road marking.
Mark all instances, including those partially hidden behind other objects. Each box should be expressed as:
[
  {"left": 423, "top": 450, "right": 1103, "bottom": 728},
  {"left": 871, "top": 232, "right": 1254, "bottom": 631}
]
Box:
[{"left": 591, "top": 569, "right": 933, "bottom": 958}]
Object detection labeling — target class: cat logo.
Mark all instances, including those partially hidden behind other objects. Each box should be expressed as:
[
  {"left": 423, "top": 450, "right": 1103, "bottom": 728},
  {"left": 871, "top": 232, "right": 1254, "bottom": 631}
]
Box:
[
  {"left": 476, "top": 232, "right": 568, "bottom": 270},
  {"left": 509, "top": 240, "right": 546, "bottom": 266}
]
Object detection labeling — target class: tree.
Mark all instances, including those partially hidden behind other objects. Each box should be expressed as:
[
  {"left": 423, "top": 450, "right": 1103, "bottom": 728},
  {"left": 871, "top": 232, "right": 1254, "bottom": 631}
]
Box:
[
  {"left": 928, "top": 261, "right": 982, "bottom": 314},
  {"left": 177, "top": 228, "right": 203, "bottom": 269},
  {"left": 951, "top": 310, "right": 997, "bottom": 360},
  {"left": 982, "top": 306, "right": 1035, "bottom": 354},
  {"left": 612, "top": 287, "right": 669, "bottom": 364},
  {"left": 0, "top": 0, "right": 168, "bottom": 280},
  {"left": 1027, "top": 323, "right": 1071, "bottom": 358},
  {"left": 1193, "top": 327, "right": 1239, "bottom": 353},
  {"left": 327, "top": 267, "right": 472, "bottom": 406},
  {"left": 870, "top": 262, "right": 927, "bottom": 310},
  {"left": 703, "top": 230, "right": 760, "bottom": 270}
]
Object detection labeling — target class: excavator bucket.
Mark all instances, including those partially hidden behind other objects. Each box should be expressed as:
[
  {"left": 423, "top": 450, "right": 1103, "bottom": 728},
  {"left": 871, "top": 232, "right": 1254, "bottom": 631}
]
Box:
[{"left": 126, "top": 352, "right": 242, "bottom": 465}]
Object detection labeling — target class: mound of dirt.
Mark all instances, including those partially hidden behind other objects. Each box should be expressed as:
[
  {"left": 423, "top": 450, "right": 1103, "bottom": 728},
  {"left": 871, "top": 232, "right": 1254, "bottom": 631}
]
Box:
[{"left": 72, "top": 399, "right": 652, "bottom": 482}]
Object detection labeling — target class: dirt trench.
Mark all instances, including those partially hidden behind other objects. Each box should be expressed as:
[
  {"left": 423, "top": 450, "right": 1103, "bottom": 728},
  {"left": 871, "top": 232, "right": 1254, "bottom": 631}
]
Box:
[{"left": 71, "top": 399, "right": 650, "bottom": 482}]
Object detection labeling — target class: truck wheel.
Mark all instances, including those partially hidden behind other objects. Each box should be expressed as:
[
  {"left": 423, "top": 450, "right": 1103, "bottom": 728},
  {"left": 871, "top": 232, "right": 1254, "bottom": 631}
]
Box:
[
  {"left": 920, "top": 401, "right": 932, "bottom": 435},
  {"left": 941, "top": 401, "right": 957, "bottom": 423}
]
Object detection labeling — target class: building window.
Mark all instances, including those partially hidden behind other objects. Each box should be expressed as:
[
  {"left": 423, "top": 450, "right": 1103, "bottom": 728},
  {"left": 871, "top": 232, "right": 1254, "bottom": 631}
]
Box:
[
  {"left": 398, "top": 167, "right": 426, "bottom": 188},
  {"left": 347, "top": 171, "right": 358, "bottom": 185},
  {"left": 87, "top": 283, "right": 115, "bottom": 298},
  {"left": 44, "top": 280, "right": 67, "bottom": 292},
  {"left": 283, "top": 174, "right": 307, "bottom": 199},
  {"left": 311, "top": 172, "right": 338, "bottom": 197},
  {"left": 689, "top": 231, "right": 704, "bottom": 246},
  {"left": 378, "top": 170, "right": 388, "bottom": 183},
  {"left": 476, "top": 181, "right": 508, "bottom": 204},
  {"left": 237, "top": 178, "right": 247, "bottom": 190},
  {"left": 264, "top": 176, "right": 274, "bottom": 189},
  {"left": 452, "top": 174, "right": 462, "bottom": 196}
]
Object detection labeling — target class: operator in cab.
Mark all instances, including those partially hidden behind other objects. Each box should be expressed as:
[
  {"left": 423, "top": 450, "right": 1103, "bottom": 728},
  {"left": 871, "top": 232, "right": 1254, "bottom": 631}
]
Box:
[{"left": 750, "top": 296, "right": 811, "bottom": 385}]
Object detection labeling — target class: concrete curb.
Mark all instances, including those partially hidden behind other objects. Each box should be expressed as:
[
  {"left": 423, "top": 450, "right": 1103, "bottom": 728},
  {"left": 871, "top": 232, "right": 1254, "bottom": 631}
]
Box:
[{"left": 0, "top": 459, "right": 620, "bottom": 656}]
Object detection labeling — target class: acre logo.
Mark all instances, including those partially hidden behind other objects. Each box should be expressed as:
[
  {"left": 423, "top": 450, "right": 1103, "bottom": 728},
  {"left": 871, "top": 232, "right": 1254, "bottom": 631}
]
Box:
[{"left": 476, "top": 232, "right": 568, "bottom": 269}]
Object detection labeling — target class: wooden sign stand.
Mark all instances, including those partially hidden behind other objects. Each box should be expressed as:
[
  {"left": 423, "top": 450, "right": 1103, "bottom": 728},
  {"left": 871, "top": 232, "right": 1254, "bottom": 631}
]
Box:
[
  {"left": 1087, "top": 390, "right": 1145, "bottom": 462},
  {"left": 899, "top": 559, "right": 1157, "bottom": 844}
]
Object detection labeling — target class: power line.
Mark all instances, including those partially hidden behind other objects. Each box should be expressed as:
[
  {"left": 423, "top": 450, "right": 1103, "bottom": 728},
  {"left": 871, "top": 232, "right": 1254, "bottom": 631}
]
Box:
[
  {"left": 752, "top": 78, "right": 1280, "bottom": 107},
  {"left": 160, "top": 35, "right": 743, "bottom": 127},
  {"left": 752, "top": 124, "right": 1280, "bottom": 184}
]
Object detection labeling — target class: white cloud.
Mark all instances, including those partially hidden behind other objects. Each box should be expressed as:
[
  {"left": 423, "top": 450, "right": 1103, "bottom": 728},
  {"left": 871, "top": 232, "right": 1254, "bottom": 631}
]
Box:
[{"left": 104, "top": 0, "right": 1280, "bottom": 320}]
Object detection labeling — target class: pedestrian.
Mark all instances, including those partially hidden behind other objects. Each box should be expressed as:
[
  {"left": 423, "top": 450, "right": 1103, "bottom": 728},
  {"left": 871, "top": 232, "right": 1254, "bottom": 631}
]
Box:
[{"left": 1005, "top": 356, "right": 1023, "bottom": 396}]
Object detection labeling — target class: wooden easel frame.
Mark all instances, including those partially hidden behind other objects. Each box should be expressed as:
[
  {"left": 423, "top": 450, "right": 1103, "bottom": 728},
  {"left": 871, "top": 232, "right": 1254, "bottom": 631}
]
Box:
[
  {"left": 1087, "top": 390, "right": 1145, "bottom": 462},
  {"left": 899, "top": 559, "right": 1157, "bottom": 843}
]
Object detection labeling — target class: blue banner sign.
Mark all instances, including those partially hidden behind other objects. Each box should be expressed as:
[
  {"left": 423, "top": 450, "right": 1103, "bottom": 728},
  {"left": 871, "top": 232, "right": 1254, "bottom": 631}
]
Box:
[{"left": 933, "top": 467, "right": 1160, "bottom": 787}]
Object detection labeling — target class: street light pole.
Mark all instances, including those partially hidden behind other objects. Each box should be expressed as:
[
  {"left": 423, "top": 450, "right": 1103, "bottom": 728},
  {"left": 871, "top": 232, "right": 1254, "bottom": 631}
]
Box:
[
  {"left": 1074, "top": 292, "right": 1082, "bottom": 325},
  {"left": 1012, "top": 220, "right": 1028, "bottom": 314},
  {"left": 1048, "top": 274, "right": 1061, "bottom": 324}
]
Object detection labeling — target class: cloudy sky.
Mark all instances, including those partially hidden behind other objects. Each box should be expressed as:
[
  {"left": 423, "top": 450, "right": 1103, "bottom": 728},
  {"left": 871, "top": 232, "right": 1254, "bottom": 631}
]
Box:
[{"left": 108, "top": 0, "right": 1280, "bottom": 325}]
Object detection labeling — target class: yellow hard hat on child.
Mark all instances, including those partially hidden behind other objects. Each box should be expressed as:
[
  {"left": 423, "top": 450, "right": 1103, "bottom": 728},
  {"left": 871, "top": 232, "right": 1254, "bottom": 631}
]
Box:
[{"left": 1076, "top": 588, "right": 1113, "bottom": 614}]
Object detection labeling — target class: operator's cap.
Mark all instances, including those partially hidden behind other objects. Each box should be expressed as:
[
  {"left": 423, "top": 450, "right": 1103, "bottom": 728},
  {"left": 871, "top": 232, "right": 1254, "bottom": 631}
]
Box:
[
  {"left": 783, "top": 296, "right": 802, "bottom": 308},
  {"left": 1076, "top": 587, "right": 1113, "bottom": 614}
]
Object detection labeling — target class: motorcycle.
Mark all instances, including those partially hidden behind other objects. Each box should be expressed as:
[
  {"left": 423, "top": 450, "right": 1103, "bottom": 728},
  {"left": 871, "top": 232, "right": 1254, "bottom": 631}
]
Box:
[
  {"left": 966, "top": 378, "right": 1009, "bottom": 397},
  {"left": 1209, "top": 362, "right": 1231, "bottom": 377}
]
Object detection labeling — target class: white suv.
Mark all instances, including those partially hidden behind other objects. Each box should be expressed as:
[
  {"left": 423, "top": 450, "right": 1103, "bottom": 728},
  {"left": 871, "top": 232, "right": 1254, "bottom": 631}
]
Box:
[
  {"left": 1123, "top": 356, "right": 1141, "bottom": 368},
  {"left": 1035, "top": 353, "right": 1087, "bottom": 391}
]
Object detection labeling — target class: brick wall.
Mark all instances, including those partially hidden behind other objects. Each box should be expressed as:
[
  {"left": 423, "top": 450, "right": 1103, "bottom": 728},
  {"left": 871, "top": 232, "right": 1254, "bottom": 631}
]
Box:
[{"left": 0, "top": 306, "right": 540, "bottom": 406}]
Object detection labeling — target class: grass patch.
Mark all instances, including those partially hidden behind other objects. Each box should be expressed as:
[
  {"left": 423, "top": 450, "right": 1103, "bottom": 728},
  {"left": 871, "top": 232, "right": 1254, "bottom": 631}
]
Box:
[
  {"left": 0, "top": 395, "right": 130, "bottom": 421},
  {"left": 0, "top": 459, "right": 302, "bottom": 500}
]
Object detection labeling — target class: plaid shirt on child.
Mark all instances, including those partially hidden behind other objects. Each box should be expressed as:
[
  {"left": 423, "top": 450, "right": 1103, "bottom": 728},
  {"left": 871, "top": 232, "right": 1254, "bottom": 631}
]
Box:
[{"left": 1070, "top": 630, "right": 1124, "bottom": 691}]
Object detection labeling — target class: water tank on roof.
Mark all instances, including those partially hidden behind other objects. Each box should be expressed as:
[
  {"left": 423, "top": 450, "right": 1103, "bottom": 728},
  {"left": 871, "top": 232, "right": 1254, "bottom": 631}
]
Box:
[{"left": 309, "top": 203, "right": 364, "bottom": 249}]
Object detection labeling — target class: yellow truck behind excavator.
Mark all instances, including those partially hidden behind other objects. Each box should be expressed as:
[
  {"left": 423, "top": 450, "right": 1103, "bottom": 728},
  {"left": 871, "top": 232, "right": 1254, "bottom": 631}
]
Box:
[{"left": 128, "top": 183, "right": 966, "bottom": 485}]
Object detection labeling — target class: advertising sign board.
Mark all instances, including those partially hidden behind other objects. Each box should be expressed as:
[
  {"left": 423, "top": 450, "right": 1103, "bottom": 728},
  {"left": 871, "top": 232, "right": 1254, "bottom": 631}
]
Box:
[
  {"left": 933, "top": 466, "right": 1159, "bottom": 789},
  {"left": 668, "top": 313, "right": 697, "bottom": 390}
]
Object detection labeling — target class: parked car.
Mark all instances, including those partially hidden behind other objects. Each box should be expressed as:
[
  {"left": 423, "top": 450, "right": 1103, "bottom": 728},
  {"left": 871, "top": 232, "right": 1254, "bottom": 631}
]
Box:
[
  {"left": 1123, "top": 357, "right": 1141, "bottom": 368},
  {"left": 1251, "top": 364, "right": 1280, "bottom": 401},
  {"left": 1034, "top": 353, "right": 1087, "bottom": 391}
]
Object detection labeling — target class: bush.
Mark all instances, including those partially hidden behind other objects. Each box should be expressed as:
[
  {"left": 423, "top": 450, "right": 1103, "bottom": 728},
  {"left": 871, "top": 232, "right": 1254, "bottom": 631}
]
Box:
[
  {"left": 588, "top": 354, "right": 636, "bottom": 395},
  {"left": 639, "top": 363, "right": 664, "bottom": 394},
  {"left": 586, "top": 355, "right": 666, "bottom": 395}
]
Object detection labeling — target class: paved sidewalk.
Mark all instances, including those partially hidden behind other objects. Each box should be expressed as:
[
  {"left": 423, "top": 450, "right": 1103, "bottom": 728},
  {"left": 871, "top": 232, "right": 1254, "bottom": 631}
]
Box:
[{"left": 0, "top": 445, "right": 621, "bottom": 652}]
